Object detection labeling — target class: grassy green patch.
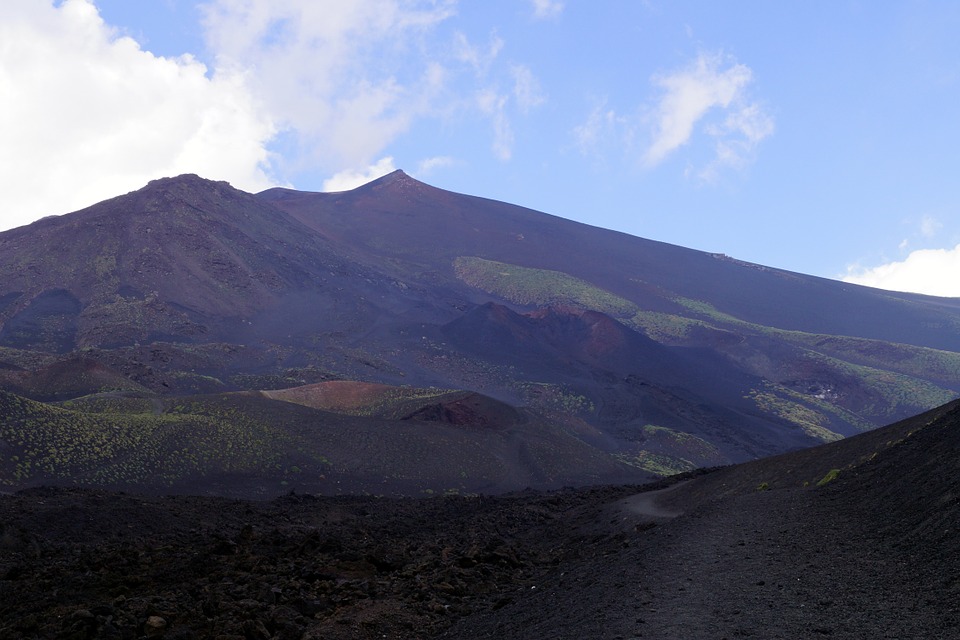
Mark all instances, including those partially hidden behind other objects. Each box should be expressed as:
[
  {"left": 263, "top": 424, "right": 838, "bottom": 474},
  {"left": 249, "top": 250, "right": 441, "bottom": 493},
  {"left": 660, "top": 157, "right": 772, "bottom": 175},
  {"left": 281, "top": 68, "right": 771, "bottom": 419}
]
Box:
[
  {"left": 676, "top": 295, "right": 960, "bottom": 392},
  {"left": 615, "top": 424, "right": 726, "bottom": 476},
  {"left": 747, "top": 388, "right": 844, "bottom": 442},
  {"left": 625, "top": 310, "right": 712, "bottom": 342},
  {"left": 803, "top": 352, "right": 957, "bottom": 418},
  {"left": 639, "top": 424, "right": 725, "bottom": 465},
  {"left": 0, "top": 346, "right": 58, "bottom": 370},
  {"left": 58, "top": 395, "right": 156, "bottom": 414},
  {"left": 816, "top": 468, "right": 841, "bottom": 486},
  {"left": 454, "top": 256, "right": 637, "bottom": 316},
  {"left": 614, "top": 450, "right": 698, "bottom": 476},
  {"left": 0, "top": 391, "right": 293, "bottom": 488}
]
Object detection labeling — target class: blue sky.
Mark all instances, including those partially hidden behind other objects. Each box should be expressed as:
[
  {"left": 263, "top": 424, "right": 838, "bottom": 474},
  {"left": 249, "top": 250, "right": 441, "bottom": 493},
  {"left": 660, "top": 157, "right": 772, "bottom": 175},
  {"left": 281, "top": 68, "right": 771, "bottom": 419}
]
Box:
[{"left": 4, "top": 1, "right": 960, "bottom": 296}]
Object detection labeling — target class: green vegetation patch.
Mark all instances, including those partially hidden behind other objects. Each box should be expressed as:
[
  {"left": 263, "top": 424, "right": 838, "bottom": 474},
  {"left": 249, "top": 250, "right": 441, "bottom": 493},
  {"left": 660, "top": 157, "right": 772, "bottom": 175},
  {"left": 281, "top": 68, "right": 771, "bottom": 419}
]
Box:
[
  {"left": 516, "top": 382, "right": 594, "bottom": 415},
  {"left": 803, "top": 352, "right": 957, "bottom": 419},
  {"left": 676, "top": 296, "right": 960, "bottom": 401},
  {"left": 625, "top": 310, "right": 712, "bottom": 343},
  {"left": 747, "top": 388, "right": 844, "bottom": 443},
  {"left": 0, "top": 346, "right": 58, "bottom": 370},
  {"left": 806, "top": 335, "right": 960, "bottom": 386},
  {"left": 615, "top": 450, "right": 695, "bottom": 476},
  {"left": 0, "top": 391, "right": 291, "bottom": 489},
  {"left": 58, "top": 395, "right": 156, "bottom": 414},
  {"left": 615, "top": 424, "right": 726, "bottom": 476},
  {"left": 453, "top": 256, "right": 637, "bottom": 316},
  {"left": 639, "top": 424, "right": 725, "bottom": 467},
  {"left": 265, "top": 383, "right": 458, "bottom": 419},
  {"left": 816, "top": 468, "right": 841, "bottom": 487},
  {"left": 453, "top": 257, "right": 740, "bottom": 348}
]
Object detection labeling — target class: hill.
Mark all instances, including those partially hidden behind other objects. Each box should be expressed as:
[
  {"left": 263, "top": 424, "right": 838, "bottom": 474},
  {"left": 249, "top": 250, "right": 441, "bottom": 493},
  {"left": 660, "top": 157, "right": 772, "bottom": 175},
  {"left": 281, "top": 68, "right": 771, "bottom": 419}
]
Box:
[{"left": 0, "top": 387, "right": 643, "bottom": 497}]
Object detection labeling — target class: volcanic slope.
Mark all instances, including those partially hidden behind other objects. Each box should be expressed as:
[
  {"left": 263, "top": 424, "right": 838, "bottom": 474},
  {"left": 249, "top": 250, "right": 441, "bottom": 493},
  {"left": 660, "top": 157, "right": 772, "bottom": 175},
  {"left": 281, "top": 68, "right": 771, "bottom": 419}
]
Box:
[
  {"left": 441, "top": 399, "right": 960, "bottom": 639},
  {"left": 0, "top": 386, "right": 645, "bottom": 497},
  {"left": 3, "top": 171, "right": 960, "bottom": 493},
  {"left": 264, "top": 172, "right": 960, "bottom": 439},
  {"left": 2, "top": 400, "right": 960, "bottom": 639}
]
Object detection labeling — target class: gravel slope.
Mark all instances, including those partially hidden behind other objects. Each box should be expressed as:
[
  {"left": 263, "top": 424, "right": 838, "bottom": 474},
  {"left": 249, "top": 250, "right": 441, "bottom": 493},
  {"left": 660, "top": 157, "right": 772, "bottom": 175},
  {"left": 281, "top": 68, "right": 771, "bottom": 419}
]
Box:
[{"left": 443, "top": 403, "right": 960, "bottom": 639}]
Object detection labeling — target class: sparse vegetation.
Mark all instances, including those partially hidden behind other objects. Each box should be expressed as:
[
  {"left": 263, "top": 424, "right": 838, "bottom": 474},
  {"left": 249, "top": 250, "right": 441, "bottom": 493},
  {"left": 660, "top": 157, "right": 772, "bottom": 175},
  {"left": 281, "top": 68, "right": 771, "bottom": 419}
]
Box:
[
  {"left": 0, "top": 390, "right": 295, "bottom": 489},
  {"left": 517, "top": 382, "right": 594, "bottom": 415},
  {"left": 626, "top": 310, "right": 712, "bottom": 342},
  {"left": 676, "top": 296, "right": 960, "bottom": 416},
  {"left": 453, "top": 256, "right": 638, "bottom": 316},
  {"left": 747, "top": 387, "right": 845, "bottom": 442},
  {"left": 616, "top": 450, "right": 697, "bottom": 476},
  {"left": 816, "top": 468, "right": 841, "bottom": 486}
]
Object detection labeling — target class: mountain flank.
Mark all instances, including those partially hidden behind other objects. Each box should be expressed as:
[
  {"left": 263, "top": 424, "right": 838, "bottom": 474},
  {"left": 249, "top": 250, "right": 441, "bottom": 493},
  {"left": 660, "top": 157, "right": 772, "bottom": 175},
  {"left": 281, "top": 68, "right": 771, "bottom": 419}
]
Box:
[{"left": 3, "top": 171, "right": 960, "bottom": 494}]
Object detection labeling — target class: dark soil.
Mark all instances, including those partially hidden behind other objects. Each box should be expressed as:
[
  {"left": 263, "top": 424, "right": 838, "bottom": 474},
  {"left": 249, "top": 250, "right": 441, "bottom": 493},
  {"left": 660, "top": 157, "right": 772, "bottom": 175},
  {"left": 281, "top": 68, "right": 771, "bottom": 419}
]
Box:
[
  {"left": 0, "top": 483, "right": 652, "bottom": 640},
  {"left": 441, "top": 402, "right": 960, "bottom": 639},
  {"left": 3, "top": 401, "right": 960, "bottom": 639}
]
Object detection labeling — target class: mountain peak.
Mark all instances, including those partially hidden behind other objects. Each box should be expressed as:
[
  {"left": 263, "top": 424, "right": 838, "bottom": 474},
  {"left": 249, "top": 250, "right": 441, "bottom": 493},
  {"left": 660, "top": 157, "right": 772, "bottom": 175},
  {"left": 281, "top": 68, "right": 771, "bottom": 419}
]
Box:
[
  {"left": 147, "top": 173, "right": 226, "bottom": 187},
  {"left": 141, "top": 173, "right": 236, "bottom": 198},
  {"left": 115, "top": 174, "right": 263, "bottom": 219},
  {"left": 359, "top": 169, "right": 433, "bottom": 196}
]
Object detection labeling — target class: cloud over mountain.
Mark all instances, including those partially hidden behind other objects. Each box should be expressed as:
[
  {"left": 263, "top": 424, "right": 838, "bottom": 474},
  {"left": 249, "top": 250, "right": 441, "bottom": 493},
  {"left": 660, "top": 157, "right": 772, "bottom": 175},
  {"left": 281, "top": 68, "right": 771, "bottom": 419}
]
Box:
[
  {"left": 572, "top": 51, "right": 772, "bottom": 181},
  {"left": 843, "top": 244, "right": 960, "bottom": 297},
  {"left": 0, "top": 0, "right": 277, "bottom": 231},
  {"left": 643, "top": 52, "right": 773, "bottom": 174}
]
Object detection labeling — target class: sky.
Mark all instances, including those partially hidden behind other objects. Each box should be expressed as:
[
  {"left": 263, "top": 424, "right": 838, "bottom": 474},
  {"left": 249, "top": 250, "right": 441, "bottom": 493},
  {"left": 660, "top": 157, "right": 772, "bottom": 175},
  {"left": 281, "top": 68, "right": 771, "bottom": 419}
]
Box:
[{"left": 3, "top": 1, "right": 960, "bottom": 296}]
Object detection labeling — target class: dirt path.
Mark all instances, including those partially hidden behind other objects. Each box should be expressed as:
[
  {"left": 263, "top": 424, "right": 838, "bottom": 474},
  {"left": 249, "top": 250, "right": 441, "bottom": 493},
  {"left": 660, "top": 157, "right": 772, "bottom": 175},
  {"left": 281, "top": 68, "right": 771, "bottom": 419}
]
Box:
[{"left": 615, "top": 480, "right": 689, "bottom": 520}]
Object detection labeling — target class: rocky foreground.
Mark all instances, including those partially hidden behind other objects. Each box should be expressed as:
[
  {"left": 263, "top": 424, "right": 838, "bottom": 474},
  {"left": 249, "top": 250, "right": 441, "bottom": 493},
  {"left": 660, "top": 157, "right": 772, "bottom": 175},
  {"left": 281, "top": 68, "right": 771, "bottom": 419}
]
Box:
[
  {"left": 0, "top": 483, "right": 655, "bottom": 639},
  {"left": 2, "top": 458, "right": 959, "bottom": 640},
  {"left": 5, "top": 397, "right": 960, "bottom": 640}
]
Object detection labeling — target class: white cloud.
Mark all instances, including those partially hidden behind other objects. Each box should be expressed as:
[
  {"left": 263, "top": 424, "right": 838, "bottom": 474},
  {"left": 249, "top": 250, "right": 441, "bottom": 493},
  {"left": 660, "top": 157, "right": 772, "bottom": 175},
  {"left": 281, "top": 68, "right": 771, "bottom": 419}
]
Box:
[
  {"left": 842, "top": 245, "right": 960, "bottom": 297},
  {"left": 530, "top": 0, "right": 564, "bottom": 20},
  {"left": 477, "top": 89, "right": 513, "bottom": 161},
  {"left": 572, "top": 52, "right": 771, "bottom": 178},
  {"left": 416, "top": 156, "right": 455, "bottom": 176},
  {"left": 511, "top": 64, "right": 546, "bottom": 113},
  {"left": 452, "top": 32, "right": 545, "bottom": 162},
  {"left": 920, "top": 215, "right": 942, "bottom": 238},
  {"left": 572, "top": 101, "right": 635, "bottom": 163},
  {"left": 642, "top": 52, "right": 772, "bottom": 171},
  {"left": 0, "top": 0, "right": 278, "bottom": 231},
  {"left": 698, "top": 102, "right": 775, "bottom": 182},
  {"left": 1, "top": 0, "right": 549, "bottom": 229},
  {"left": 322, "top": 157, "right": 397, "bottom": 191},
  {"left": 454, "top": 31, "right": 504, "bottom": 77},
  {"left": 200, "top": 0, "right": 457, "bottom": 172},
  {"left": 896, "top": 215, "right": 944, "bottom": 253}
]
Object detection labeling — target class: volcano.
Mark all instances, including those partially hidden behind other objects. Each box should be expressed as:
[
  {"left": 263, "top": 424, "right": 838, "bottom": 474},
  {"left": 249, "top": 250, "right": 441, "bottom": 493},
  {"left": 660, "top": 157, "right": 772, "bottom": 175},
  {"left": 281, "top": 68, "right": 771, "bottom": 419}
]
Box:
[{"left": 2, "top": 171, "right": 960, "bottom": 495}]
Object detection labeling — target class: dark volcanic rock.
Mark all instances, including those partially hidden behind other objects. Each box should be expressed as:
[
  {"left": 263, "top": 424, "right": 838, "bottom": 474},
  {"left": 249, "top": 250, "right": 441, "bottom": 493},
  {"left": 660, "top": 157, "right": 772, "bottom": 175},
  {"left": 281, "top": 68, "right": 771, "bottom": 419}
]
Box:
[
  {"left": 0, "top": 484, "right": 649, "bottom": 640},
  {"left": 4, "top": 397, "right": 960, "bottom": 638}
]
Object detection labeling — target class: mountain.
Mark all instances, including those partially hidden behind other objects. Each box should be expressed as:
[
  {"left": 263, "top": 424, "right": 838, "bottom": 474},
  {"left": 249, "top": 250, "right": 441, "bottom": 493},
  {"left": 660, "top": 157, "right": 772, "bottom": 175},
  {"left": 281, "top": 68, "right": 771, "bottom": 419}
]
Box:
[{"left": 3, "top": 171, "right": 960, "bottom": 494}]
